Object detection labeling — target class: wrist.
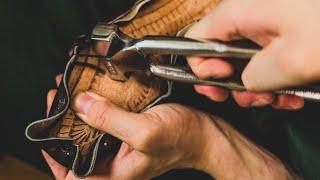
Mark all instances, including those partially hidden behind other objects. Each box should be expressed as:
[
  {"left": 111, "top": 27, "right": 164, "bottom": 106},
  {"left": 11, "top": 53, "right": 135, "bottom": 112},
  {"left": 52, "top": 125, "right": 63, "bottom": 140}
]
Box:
[
  {"left": 192, "top": 115, "right": 241, "bottom": 178},
  {"left": 195, "top": 116, "right": 295, "bottom": 180}
]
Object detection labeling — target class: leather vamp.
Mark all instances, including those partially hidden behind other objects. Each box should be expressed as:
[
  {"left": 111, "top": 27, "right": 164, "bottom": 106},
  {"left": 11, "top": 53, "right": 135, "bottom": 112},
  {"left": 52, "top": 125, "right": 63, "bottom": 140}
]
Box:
[{"left": 26, "top": 0, "right": 221, "bottom": 178}]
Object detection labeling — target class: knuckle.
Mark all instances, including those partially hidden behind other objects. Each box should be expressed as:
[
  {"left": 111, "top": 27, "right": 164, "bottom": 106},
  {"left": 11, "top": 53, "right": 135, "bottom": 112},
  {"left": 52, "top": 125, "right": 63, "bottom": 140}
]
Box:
[
  {"left": 135, "top": 119, "right": 160, "bottom": 151},
  {"left": 197, "top": 69, "right": 212, "bottom": 80},
  {"left": 188, "top": 59, "right": 203, "bottom": 75},
  {"left": 192, "top": 64, "right": 213, "bottom": 80}
]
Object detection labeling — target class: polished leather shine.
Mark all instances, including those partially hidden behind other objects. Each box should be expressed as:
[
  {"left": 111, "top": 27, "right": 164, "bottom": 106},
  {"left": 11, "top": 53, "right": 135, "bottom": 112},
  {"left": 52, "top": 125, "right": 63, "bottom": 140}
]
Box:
[{"left": 25, "top": 0, "right": 220, "bottom": 178}]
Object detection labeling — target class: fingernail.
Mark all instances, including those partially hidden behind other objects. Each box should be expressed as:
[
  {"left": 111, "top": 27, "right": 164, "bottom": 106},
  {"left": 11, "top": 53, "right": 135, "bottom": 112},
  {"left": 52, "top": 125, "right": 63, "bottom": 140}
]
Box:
[
  {"left": 251, "top": 98, "right": 270, "bottom": 107},
  {"left": 73, "top": 92, "right": 95, "bottom": 114}
]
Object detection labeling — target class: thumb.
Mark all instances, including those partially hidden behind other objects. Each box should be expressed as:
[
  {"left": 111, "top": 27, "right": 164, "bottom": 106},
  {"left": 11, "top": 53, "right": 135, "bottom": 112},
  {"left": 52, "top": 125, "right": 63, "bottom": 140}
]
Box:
[
  {"left": 185, "top": 1, "right": 242, "bottom": 80},
  {"left": 186, "top": 1, "right": 241, "bottom": 41},
  {"left": 242, "top": 38, "right": 291, "bottom": 91},
  {"left": 72, "top": 92, "right": 152, "bottom": 146}
]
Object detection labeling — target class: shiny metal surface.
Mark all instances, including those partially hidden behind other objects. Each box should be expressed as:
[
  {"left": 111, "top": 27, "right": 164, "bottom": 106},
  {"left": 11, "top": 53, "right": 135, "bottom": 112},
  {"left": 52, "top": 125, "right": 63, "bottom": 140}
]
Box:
[
  {"left": 124, "top": 36, "right": 259, "bottom": 59},
  {"left": 150, "top": 64, "right": 320, "bottom": 102},
  {"left": 150, "top": 64, "right": 245, "bottom": 90},
  {"left": 91, "top": 23, "right": 259, "bottom": 59}
]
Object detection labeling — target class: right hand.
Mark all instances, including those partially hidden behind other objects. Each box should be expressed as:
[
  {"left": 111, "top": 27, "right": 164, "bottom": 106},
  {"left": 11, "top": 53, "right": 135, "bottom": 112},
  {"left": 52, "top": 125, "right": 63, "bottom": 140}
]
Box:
[{"left": 186, "top": 0, "right": 320, "bottom": 110}]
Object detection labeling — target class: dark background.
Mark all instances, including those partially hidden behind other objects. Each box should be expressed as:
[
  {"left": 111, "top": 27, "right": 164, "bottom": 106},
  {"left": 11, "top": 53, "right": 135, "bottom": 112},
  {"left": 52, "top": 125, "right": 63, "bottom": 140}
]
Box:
[{"left": 1, "top": 0, "right": 320, "bottom": 179}]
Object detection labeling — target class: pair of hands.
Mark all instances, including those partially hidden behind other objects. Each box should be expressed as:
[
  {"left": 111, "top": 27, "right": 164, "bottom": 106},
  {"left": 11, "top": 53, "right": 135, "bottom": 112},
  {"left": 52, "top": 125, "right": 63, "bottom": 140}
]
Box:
[
  {"left": 44, "top": 77, "right": 292, "bottom": 180},
  {"left": 44, "top": 0, "right": 320, "bottom": 179}
]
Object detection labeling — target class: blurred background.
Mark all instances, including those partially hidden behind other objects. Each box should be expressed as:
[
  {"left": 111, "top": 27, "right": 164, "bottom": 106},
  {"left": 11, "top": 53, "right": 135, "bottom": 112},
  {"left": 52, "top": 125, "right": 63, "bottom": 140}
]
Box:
[{"left": 1, "top": 0, "right": 319, "bottom": 179}]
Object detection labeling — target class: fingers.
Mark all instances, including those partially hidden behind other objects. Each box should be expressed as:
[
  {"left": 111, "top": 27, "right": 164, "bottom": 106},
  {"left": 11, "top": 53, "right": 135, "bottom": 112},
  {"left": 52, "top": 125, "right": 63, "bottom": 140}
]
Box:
[
  {"left": 42, "top": 150, "right": 68, "bottom": 180},
  {"left": 55, "top": 74, "right": 63, "bottom": 86},
  {"left": 47, "top": 89, "right": 57, "bottom": 116},
  {"left": 231, "top": 91, "right": 304, "bottom": 110},
  {"left": 97, "top": 143, "right": 154, "bottom": 179},
  {"left": 232, "top": 91, "right": 274, "bottom": 108},
  {"left": 271, "top": 95, "right": 304, "bottom": 110},
  {"left": 47, "top": 74, "right": 63, "bottom": 116},
  {"left": 187, "top": 58, "right": 233, "bottom": 103},
  {"left": 185, "top": 1, "right": 240, "bottom": 82},
  {"left": 187, "top": 57, "right": 234, "bottom": 80},
  {"left": 242, "top": 37, "right": 320, "bottom": 91},
  {"left": 185, "top": 1, "right": 242, "bottom": 41},
  {"left": 195, "top": 85, "right": 229, "bottom": 102},
  {"left": 185, "top": 1, "right": 245, "bottom": 102},
  {"left": 72, "top": 92, "right": 153, "bottom": 148},
  {"left": 242, "top": 39, "right": 288, "bottom": 91}
]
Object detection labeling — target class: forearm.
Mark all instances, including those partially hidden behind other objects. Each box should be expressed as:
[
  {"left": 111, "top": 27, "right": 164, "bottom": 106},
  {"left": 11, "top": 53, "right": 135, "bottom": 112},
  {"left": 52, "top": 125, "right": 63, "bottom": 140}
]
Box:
[{"left": 197, "top": 116, "right": 297, "bottom": 179}]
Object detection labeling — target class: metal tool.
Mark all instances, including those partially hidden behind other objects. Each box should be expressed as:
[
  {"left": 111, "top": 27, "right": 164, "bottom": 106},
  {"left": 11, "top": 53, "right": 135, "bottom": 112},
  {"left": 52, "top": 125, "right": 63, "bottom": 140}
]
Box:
[
  {"left": 91, "top": 23, "right": 259, "bottom": 59},
  {"left": 150, "top": 64, "right": 320, "bottom": 101},
  {"left": 88, "top": 23, "right": 320, "bottom": 102}
]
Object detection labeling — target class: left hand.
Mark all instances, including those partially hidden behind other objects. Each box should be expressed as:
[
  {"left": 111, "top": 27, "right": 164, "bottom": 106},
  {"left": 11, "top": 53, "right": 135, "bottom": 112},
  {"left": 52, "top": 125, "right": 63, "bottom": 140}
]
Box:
[
  {"left": 44, "top": 89, "right": 217, "bottom": 180},
  {"left": 44, "top": 77, "right": 293, "bottom": 180}
]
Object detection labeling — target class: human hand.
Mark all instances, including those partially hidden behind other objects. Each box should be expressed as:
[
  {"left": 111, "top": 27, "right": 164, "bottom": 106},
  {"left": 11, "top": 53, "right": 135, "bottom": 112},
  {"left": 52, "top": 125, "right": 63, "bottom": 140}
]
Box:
[
  {"left": 44, "top": 77, "right": 294, "bottom": 179},
  {"left": 44, "top": 85, "right": 218, "bottom": 179},
  {"left": 186, "top": 0, "right": 320, "bottom": 110}
]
